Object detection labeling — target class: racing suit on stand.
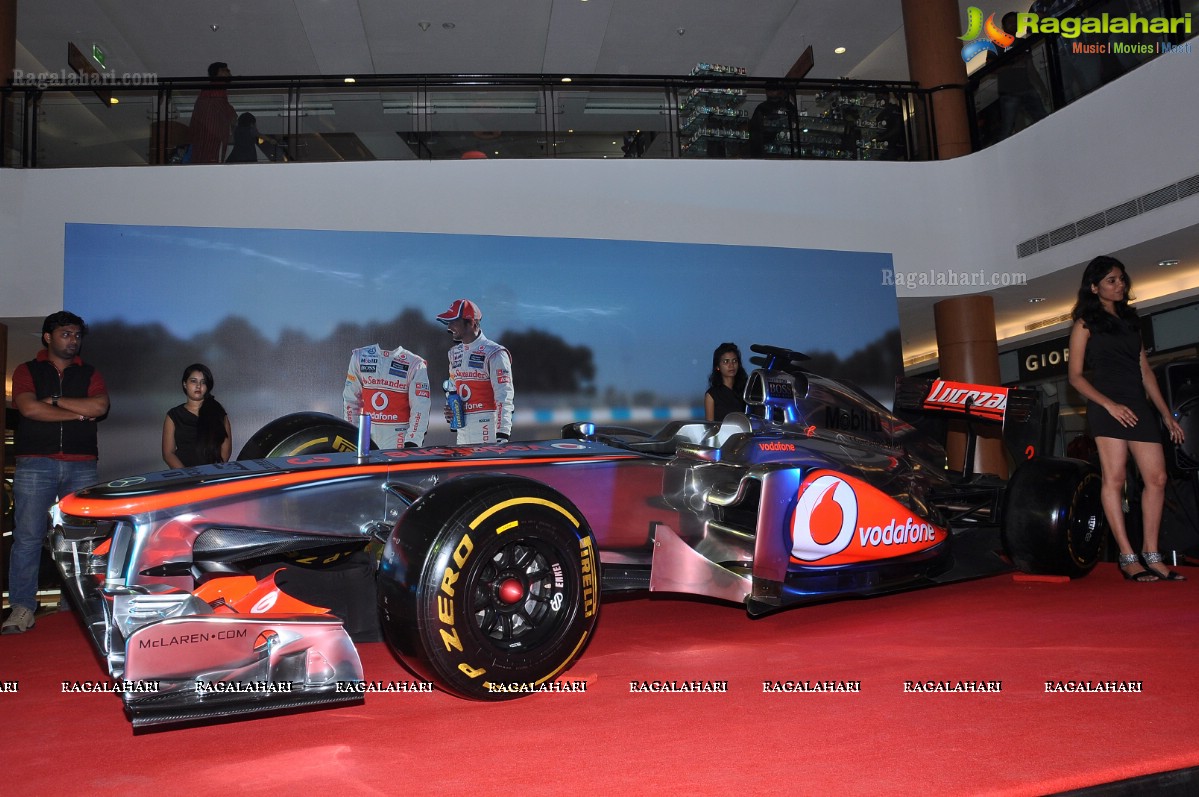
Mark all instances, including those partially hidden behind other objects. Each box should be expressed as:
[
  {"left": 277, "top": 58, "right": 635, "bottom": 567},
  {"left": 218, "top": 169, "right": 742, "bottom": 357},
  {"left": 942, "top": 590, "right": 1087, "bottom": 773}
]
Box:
[
  {"left": 343, "top": 344, "right": 431, "bottom": 448},
  {"left": 447, "top": 334, "right": 514, "bottom": 445}
]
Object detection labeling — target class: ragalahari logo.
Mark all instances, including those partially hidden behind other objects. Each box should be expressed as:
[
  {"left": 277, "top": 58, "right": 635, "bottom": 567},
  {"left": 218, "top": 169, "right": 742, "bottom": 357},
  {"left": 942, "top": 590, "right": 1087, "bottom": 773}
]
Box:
[
  {"left": 958, "top": 6, "right": 1014, "bottom": 62},
  {"left": 958, "top": 7, "right": 1193, "bottom": 59}
]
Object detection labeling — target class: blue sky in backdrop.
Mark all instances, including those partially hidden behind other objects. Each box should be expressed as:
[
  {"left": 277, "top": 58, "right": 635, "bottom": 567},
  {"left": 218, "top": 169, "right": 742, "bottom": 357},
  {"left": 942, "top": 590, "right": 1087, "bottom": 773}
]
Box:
[{"left": 65, "top": 224, "right": 898, "bottom": 395}]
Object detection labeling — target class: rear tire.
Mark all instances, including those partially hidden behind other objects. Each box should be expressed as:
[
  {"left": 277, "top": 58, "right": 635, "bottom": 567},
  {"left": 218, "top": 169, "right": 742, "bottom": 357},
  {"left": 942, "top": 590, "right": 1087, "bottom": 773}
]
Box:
[
  {"left": 378, "top": 475, "right": 599, "bottom": 699},
  {"left": 237, "top": 412, "right": 366, "bottom": 459},
  {"left": 1002, "top": 457, "right": 1103, "bottom": 578}
]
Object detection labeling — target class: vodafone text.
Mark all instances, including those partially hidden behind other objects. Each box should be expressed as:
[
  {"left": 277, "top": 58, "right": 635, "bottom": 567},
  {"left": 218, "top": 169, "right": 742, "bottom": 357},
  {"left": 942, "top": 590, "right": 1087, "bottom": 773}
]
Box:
[{"left": 860, "top": 517, "right": 937, "bottom": 547}]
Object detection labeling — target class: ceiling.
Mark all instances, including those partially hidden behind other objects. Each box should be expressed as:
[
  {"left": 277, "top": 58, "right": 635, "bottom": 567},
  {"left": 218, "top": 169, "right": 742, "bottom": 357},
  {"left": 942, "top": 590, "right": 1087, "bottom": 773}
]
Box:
[
  {"left": 899, "top": 226, "right": 1199, "bottom": 370},
  {"left": 12, "top": 1, "right": 1199, "bottom": 370},
  {"left": 15, "top": 0, "right": 913, "bottom": 83},
  {"left": 14, "top": 2, "right": 924, "bottom": 164}
]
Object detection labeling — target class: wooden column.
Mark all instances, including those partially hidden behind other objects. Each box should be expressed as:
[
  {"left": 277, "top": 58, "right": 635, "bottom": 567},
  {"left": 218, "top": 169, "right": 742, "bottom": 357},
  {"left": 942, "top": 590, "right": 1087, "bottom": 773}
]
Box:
[
  {"left": 901, "top": 0, "right": 972, "bottom": 159},
  {"left": 934, "top": 296, "right": 1008, "bottom": 477}
]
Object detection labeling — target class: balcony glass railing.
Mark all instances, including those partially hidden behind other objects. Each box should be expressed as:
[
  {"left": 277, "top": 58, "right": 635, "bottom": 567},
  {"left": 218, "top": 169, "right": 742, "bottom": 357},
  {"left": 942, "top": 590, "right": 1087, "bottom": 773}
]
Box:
[
  {"left": 3, "top": 0, "right": 1191, "bottom": 168},
  {"left": 2, "top": 74, "right": 928, "bottom": 167}
]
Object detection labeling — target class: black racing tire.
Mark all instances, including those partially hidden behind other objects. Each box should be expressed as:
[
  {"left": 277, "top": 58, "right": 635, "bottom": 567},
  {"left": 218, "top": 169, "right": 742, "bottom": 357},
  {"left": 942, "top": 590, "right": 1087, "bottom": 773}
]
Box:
[
  {"left": 237, "top": 412, "right": 368, "bottom": 460},
  {"left": 378, "top": 475, "right": 599, "bottom": 699},
  {"left": 1174, "top": 397, "right": 1199, "bottom": 469},
  {"left": 1001, "top": 456, "right": 1104, "bottom": 578}
]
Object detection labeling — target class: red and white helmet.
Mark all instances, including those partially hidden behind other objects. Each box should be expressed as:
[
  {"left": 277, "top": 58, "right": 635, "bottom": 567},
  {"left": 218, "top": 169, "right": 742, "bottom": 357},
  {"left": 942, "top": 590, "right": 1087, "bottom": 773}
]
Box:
[{"left": 436, "top": 299, "right": 483, "bottom": 325}]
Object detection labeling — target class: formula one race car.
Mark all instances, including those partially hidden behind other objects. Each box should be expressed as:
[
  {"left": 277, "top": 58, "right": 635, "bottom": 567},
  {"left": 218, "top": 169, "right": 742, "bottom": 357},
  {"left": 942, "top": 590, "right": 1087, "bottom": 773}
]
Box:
[{"left": 50, "top": 345, "right": 1104, "bottom": 728}]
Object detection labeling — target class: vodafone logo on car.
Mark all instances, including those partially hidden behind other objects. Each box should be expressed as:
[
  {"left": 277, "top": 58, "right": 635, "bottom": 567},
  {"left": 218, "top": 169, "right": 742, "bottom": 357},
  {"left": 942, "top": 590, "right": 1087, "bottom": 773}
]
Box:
[
  {"left": 789, "top": 470, "right": 945, "bottom": 565},
  {"left": 790, "top": 475, "right": 857, "bottom": 561}
]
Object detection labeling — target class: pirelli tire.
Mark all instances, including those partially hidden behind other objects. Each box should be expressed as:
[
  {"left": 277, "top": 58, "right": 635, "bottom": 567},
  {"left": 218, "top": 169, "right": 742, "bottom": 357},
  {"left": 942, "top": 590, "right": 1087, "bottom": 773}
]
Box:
[
  {"left": 378, "top": 475, "right": 600, "bottom": 699},
  {"left": 237, "top": 412, "right": 367, "bottom": 459},
  {"left": 1001, "top": 456, "right": 1104, "bottom": 578}
]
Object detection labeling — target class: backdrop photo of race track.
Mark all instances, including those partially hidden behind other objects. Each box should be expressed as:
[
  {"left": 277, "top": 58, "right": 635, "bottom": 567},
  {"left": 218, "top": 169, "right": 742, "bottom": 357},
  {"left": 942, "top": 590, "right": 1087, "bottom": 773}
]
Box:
[{"left": 58, "top": 224, "right": 900, "bottom": 480}]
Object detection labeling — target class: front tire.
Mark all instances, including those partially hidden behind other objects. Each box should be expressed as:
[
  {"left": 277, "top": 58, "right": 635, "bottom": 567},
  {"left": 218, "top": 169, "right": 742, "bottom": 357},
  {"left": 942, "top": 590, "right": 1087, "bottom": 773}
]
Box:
[
  {"left": 237, "top": 412, "right": 366, "bottom": 459},
  {"left": 378, "top": 476, "right": 599, "bottom": 699},
  {"left": 1001, "top": 457, "right": 1103, "bottom": 577}
]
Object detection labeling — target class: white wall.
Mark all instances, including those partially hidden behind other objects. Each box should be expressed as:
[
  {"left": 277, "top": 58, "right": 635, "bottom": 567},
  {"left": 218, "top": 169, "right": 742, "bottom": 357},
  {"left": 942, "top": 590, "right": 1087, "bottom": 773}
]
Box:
[
  {"left": 966, "top": 47, "right": 1199, "bottom": 286},
  {"left": 1, "top": 48, "right": 1195, "bottom": 322}
]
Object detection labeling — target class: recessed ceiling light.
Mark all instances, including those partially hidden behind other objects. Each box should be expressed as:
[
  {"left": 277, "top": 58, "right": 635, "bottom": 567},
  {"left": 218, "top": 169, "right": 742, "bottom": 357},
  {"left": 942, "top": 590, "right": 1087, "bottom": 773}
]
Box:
[
  {"left": 834, "top": 46, "right": 847, "bottom": 54},
  {"left": 109, "top": 97, "right": 119, "bottom": 105},
  {"left": 561, "top": 77, "right": 572, "bottom": 83},
  {"left": 1027, "top": 297, "right": 1046, "bottom": 303},
  {"left": 677, "top": 28, "right": 686, "bottom": 36},
  {"left": 344, "top": 77, "right": 356, "bottom": 84},
  {"left": 1158, "top": 258, "right": 1180, "bottom": 266},
  {"left": 210, "top": 24, "right": 219, "bottom": 32}
]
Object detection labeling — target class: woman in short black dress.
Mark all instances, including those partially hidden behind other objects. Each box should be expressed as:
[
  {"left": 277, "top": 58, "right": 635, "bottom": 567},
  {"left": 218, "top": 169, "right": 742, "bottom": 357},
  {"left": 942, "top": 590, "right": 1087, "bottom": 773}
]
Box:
[
  {"left": 1067, "top": 256, "right": 1186, "bottom": 581},
  {"left": 705, "top": 342, "right": 749, "bottom": 421},
  {"left": 162, "top": 363, "right": 231, "bottom": 468}
]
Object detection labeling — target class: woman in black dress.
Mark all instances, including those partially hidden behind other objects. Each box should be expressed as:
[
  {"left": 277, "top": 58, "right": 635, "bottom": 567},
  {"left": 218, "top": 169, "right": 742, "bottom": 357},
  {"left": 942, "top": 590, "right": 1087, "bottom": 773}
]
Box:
[
  {"left": 1067, "top": 256, "right": 1185, "bottom": 581},
  {"left": 704, "top": 342, "right": 749, "bottom": 421},
  {"left": 162, "top": 363, "right": 232, "bottom": 468}
]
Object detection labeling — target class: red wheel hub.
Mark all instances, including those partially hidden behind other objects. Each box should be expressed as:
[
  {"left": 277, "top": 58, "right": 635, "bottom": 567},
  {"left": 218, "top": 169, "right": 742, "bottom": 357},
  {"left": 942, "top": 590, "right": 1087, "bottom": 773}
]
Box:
[{"left": 498, "top": 578, "right": 525, "bottom": 604}]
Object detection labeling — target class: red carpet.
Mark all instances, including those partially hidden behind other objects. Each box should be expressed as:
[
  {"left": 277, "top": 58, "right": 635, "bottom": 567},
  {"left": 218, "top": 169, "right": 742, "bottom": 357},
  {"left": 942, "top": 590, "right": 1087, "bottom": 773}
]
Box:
[{"left": 4, "top": 564, "right": 1198, "bottom": 796}]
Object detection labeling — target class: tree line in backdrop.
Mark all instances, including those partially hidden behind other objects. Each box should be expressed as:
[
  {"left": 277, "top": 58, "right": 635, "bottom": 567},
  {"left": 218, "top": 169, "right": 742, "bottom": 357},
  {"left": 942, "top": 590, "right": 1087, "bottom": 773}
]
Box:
[
  {"left": 85, "top": 312, "right": 900, "bottom": 404},
  {"left": 87, "top": 309, "right": 597, "bottom": 399}
]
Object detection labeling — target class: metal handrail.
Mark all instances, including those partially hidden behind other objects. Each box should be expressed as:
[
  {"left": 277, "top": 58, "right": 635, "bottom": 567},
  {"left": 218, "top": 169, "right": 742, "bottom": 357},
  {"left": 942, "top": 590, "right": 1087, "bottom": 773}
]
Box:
[{"left": 2, "top": 72, "right": 928, "bottom": 167}]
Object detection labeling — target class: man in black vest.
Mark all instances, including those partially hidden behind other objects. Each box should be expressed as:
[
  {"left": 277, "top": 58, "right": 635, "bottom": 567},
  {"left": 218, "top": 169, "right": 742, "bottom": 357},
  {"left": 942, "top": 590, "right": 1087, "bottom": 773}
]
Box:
[{"left": 3, "top": 311, "right": 109, "bottom": 634}]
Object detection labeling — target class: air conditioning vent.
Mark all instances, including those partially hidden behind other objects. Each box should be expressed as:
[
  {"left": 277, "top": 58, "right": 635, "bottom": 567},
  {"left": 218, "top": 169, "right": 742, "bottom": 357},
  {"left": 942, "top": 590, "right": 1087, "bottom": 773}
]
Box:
[
  {"left": 1104, "top": 199, "right": 1138, "bottom": 225},
  {"left": 1016, "top": 173, "right": 1199, "bottom": 258},
  {"left": 1075, "top": 212, "right": 1106, "bottom": 236},
  {"left": 1048, "top": 224, "right": 1076, "bottom": 246},
  {"left": 1139, "top": 184, "right": 1178, "bottom": 213}
]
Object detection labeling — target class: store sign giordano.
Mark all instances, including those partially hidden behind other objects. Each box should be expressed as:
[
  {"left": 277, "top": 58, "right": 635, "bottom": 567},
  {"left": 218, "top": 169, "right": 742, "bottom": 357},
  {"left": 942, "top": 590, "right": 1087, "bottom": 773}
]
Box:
[{"left": 1018, "top": 338, "right": 1072, "bottom": 382}]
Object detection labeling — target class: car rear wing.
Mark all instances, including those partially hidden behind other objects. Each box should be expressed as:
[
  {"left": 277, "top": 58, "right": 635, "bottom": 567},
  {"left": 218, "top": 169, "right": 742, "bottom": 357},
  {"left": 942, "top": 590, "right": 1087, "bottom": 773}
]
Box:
[
  {"left": 895, "top": 377, "right": 1055, "bottom": 473},
  {"left": 894, "top": 378, "right": 1037, "bottom": 426}
]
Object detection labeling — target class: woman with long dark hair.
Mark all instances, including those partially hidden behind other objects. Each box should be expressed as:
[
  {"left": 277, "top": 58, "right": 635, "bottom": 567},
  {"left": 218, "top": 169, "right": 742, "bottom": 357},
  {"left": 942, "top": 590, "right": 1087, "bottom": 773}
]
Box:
[
  {"left": 162, "top": 363, "right": 232, "bottom": 467},
  {"left": 705, "top": 342, "right": 749, "bottom": 421},
  {"left": 1067, "top": 256, "right": 1185, "bottom": 581}
]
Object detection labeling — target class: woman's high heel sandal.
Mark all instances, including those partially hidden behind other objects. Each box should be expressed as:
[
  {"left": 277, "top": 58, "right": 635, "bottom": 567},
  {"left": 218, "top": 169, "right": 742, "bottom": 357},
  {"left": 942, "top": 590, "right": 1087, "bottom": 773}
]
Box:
[
  {"left": 1142, "top": 552, "right": 1186, "bottom": 581},
  {"left": 1118, "top": 553, "right": 1158, "bottom": 582}
]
